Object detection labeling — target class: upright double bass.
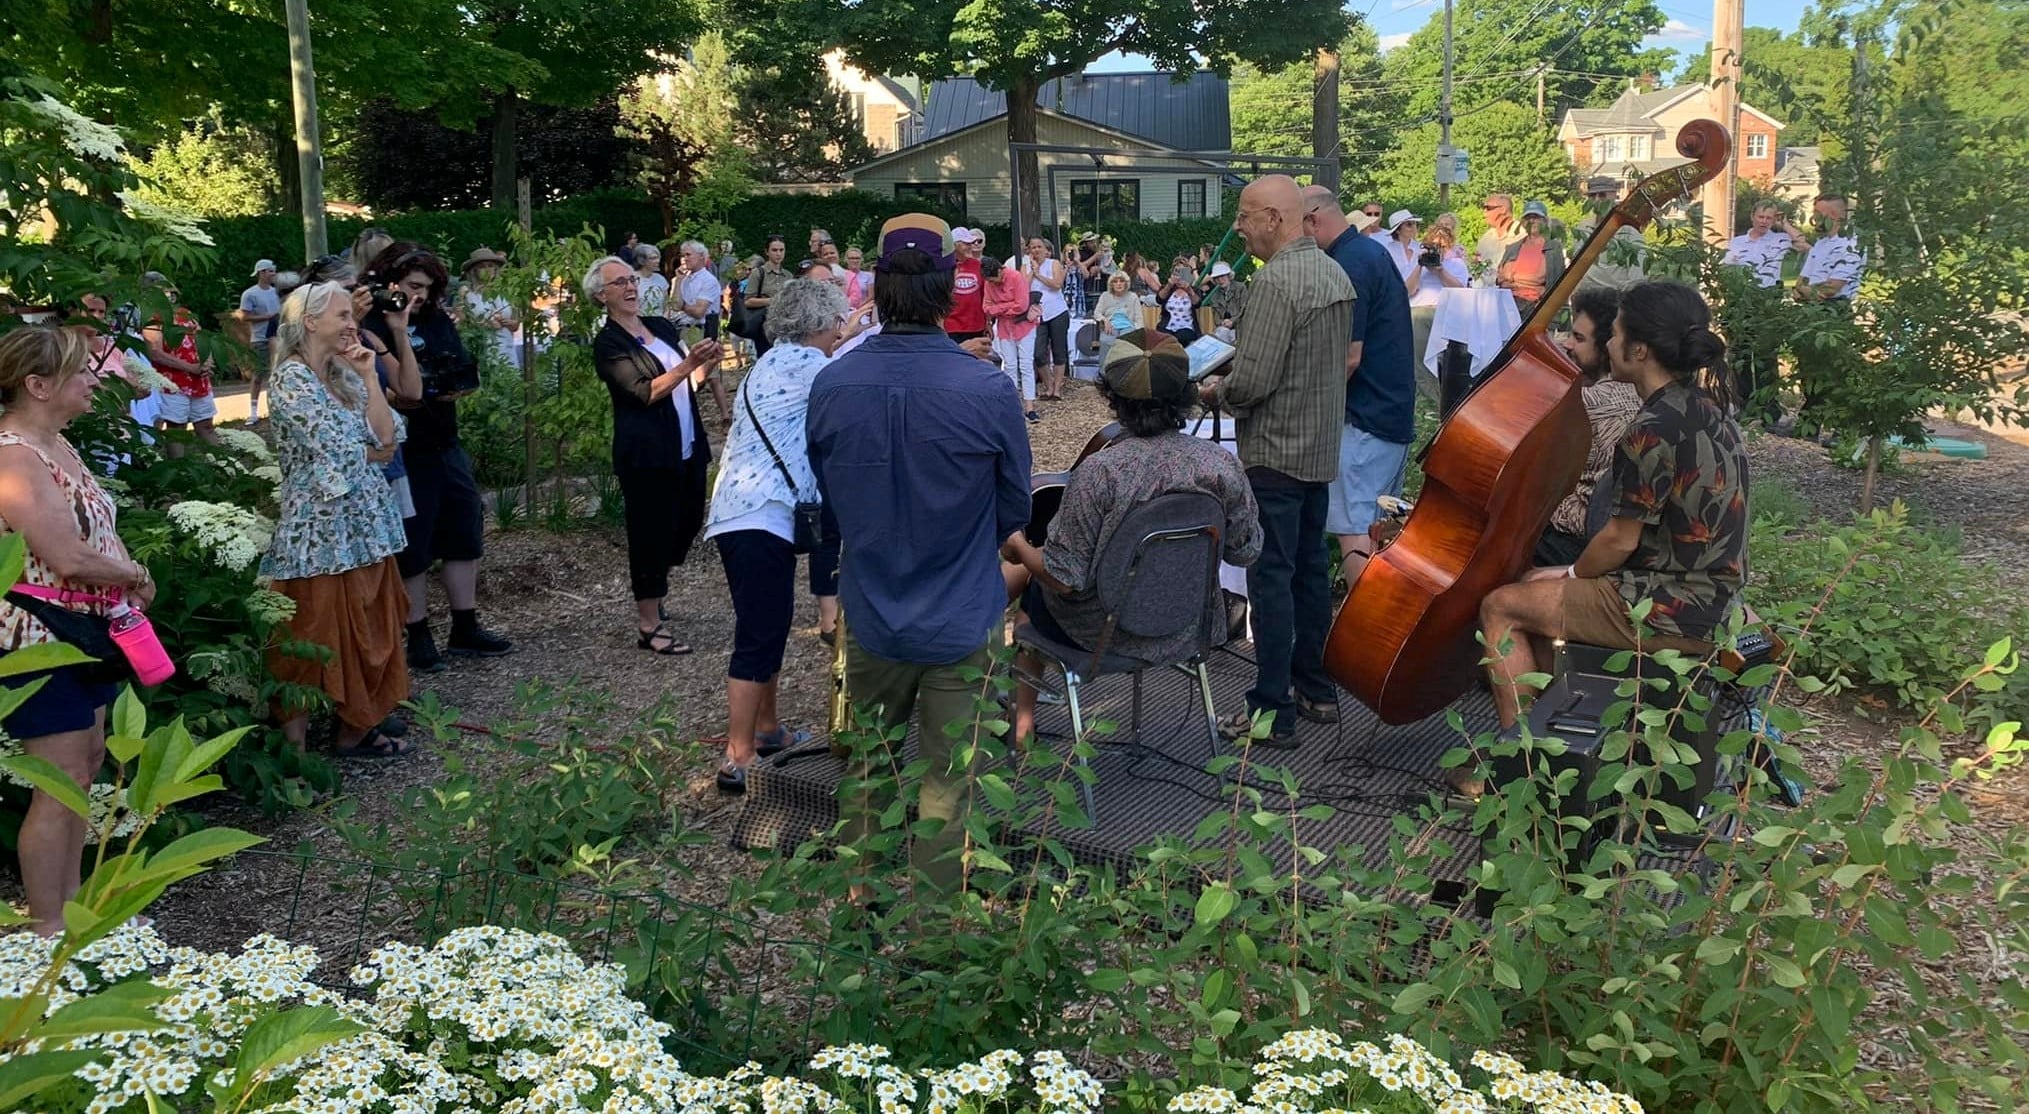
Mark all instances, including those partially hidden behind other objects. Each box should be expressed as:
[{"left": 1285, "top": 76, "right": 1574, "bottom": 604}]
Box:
[{"left": 1324, "top": 120, "right": 1731, "bottom": 725}]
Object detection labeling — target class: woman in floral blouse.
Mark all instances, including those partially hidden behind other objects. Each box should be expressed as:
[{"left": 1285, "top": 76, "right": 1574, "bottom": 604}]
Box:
[
  {"left": 701, "top": 278, "right": 850, "bottom": 793},
  {"left": 263, "top": 281, "right": 412, "bottom": 758}
]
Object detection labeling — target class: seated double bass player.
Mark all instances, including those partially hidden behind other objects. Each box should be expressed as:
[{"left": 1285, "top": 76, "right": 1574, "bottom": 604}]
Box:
[{"left": 1470, "top": 281, "right": 1749, "bottom": 789}]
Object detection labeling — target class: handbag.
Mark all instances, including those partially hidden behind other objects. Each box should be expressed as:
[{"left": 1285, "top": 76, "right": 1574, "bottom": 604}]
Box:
[
  {"left": 5, "top": 586, "right": 143, "bottom": 686},
  {"left": 740, "top": 383, "right": 822, "bottom": 555}
]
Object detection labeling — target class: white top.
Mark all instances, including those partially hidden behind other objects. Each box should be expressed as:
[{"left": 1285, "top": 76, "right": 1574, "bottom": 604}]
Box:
[
  {"left": 1422, "top": 287, "right": 1522, "bottom": 378},
  {"left": 1163, "top": 290, "right": 1195, "bottom": 331},
  {"left": 1722, "top": 230, "right": 1793, "bottom": 288},
  {"left": 676, "top": 269, "right": 720, "bottom": 324},
  {"left": 1408, "top": 253, "right": 1472, "bottom": 309},
  {"left": 639, "top": 335, "right": 697, "bottom": 460},
  {"left": 461, "top": 288, "right": 521, "bottom": 367},
  {"left": 1798, "top": 234, "right": 1864, "bottom": 298},
  {"left": 638, "top": 273, "right": 670, "bottom": 318},
  {"left": 702, "top": 341, "right": 830, "bottom": 544},
  {"left": 1382, "top": 237, "right": 1420, "bottom": 283},
  {"left": 1024, "top": 258, "right": 1067, "bottom": 320}
]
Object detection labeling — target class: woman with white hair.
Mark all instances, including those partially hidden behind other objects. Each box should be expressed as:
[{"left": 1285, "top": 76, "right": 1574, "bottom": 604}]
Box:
[
  {"left": 633, "top": 244, "right": 669, "bottom": 318},
  {"left": 263, "top": 281, "right": 413, "bottom": 759},
  {"left": 587, "top": 255, "right": 722, "bottom": 656},
  {"left": 701, "top": 277, "right": 850, "bottom": 792}
]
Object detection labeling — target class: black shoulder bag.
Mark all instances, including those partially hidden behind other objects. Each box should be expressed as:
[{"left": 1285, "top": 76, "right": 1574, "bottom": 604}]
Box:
[{"left": 740, "top": 383, "right": 823, "bottom": 554}]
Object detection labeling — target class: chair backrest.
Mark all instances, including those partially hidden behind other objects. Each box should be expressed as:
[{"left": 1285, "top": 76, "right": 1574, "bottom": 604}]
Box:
[{"left": 1091, "top": 490, "right": 1224, "bottom": 651}]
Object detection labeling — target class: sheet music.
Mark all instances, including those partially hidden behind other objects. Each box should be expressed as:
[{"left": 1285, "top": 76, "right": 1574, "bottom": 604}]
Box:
[{"left": 1185, "top": 334, "right": 1235, "bottom": 381}]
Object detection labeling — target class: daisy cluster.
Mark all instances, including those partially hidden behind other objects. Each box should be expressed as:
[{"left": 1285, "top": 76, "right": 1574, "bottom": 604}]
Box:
[
  {"left": 165, "top": 500, "right": 274, "bottom": 572},
  {"left": 1163, "top": 1030, "right": 1643, "bottom": 1114}
]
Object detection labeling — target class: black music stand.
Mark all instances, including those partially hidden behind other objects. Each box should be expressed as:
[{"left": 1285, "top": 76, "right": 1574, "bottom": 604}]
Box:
[{"left": 1438, "top": 340, "right": 1474, "bottom": 419}]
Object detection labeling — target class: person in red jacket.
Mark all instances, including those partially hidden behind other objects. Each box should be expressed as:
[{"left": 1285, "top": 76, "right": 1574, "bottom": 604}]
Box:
[{"left": 944, "top": 227, "right": 989, "bottom": 342}]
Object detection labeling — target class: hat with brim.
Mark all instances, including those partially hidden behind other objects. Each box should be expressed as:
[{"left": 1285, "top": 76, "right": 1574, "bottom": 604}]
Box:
[
  {"left": 462, "top": 246, "right": 508, "bottom": 273},
  {"left": 1209, "top": 261, "right": 1234, "bottom": 279},
  {"left": 1079, "top": 232, "right": 1099, "bottom": 244},
  {"left": 1386, "top": 209, "right": 1421, "bottom": 232},
  {"left": 1585, "top": 176, "right": 1619, "bottom": 196},
  {"left": 1352, "top": 211, "right": 1381, "bottom": 233},
  {"left": 875, "top": 214, "right": 957, "bottom": 272},
  {"left": 1101, "top": 329, "right": 1193, "bottom": 406}
]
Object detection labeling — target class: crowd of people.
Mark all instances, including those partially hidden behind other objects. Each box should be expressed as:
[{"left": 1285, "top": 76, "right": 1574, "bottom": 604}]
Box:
[{"left": 2, "top": 168, "right": 1832, "bottom": 924}]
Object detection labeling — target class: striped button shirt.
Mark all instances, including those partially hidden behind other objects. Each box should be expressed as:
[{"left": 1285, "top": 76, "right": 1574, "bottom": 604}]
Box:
[{"left": 1214, "top": 237, "right": 1356, "bottom": 484}]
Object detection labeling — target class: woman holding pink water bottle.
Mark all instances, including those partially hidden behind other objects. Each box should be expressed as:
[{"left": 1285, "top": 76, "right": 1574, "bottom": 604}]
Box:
[{"left": 0, "top": 325, "right": 158, "bottom": 936}]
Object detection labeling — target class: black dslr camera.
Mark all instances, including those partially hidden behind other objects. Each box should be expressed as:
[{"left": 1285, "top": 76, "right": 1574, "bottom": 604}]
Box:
[
  {"left": 368, "top": 284, "right": 409, "bottom": 314},
  {"left": 1419, "top": 247, "right": 1443, "bottom": 270}
]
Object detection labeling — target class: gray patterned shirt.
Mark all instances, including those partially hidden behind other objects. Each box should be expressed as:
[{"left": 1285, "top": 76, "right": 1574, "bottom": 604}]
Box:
[{"left": 1213, "top": 237, "right": 1355, "bottom": 483}]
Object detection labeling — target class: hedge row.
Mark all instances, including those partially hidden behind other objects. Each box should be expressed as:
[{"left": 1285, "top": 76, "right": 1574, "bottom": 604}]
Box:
[{"left": 179, "top": 191, "right": 1245, "bottom": 314}]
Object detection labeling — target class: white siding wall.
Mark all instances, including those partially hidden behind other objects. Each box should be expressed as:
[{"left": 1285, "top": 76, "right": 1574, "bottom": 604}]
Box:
[{"left": 850, "top": 115, "right": 1222, "bottom": 231}]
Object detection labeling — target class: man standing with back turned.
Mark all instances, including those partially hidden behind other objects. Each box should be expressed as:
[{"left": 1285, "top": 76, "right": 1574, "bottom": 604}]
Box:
[
  {"left": 807, "top": 214, "right": 1032, "bottom": 896},
  {"left": 1202, "top": 175, "right": 1355, "bottom": 748}
]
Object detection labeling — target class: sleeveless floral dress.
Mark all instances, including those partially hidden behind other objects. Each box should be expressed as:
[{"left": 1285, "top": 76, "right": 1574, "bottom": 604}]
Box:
[{"left": 0, "top": 431, "right": 126, "bottom": 649}]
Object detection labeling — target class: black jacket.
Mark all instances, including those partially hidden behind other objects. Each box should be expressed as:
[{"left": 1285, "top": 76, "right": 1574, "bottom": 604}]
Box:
[{"left": 592, "top": 315, "right": 712, "bottom": 473}]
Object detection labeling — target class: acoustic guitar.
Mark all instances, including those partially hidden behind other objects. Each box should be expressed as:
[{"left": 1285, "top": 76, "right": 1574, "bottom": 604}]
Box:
[{"left": 1323, "top": 120, "right": 1733, "bottom": 725}]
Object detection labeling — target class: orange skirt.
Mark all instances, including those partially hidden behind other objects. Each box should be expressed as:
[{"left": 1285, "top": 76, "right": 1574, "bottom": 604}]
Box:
[{"left": 268, "top": 558, "right": 410, "bottom": 729}]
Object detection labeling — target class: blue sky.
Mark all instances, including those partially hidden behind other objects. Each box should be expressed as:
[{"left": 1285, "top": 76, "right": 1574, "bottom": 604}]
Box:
[{"left": 1088, "top": 0, "right": 1815, "bottom": 74}]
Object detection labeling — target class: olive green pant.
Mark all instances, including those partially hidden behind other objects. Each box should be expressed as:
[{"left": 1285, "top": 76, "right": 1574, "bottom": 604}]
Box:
[{"left": 839, "top": 632, "right": 995, "bottom": 894}]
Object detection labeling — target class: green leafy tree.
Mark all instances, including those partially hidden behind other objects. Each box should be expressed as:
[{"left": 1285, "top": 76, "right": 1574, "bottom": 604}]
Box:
[
  {"left": 737, "top": 0, "right": 1352, "bottom": 237},
  {"left": 736, "top": 64, "right": 878, "bottom": 184},
  {"left": 1380, "top": 0, "right": 1668, "bottom": 122},
  {"left": 1374, "top": 101, "right": 1575, "bottom": 215},
  {"left": 618, "top": 34, "right": 754, "bottom": 238},
  {"left": 126, "top": 113, "right": 279, "bottom": 219},
  {"left": 1227, "top": 23, "right": 1400, "bottom": 198},
  {"left": 1678, "top": 26, "right": 1856, "bottom": 147}
]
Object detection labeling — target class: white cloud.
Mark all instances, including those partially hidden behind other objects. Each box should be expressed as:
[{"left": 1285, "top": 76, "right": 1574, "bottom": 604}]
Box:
[
  {"left": 1379, "top": 33, "right": 1413, "bottom": 53},
  {"left": 1653, "top": 18, "right": 1709, "bottom": 43}
]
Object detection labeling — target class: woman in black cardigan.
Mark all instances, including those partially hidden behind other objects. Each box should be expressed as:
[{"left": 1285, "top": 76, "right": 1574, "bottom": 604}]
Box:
[{"left": 588, "top": 255, "right": 722, "bottom": 654}]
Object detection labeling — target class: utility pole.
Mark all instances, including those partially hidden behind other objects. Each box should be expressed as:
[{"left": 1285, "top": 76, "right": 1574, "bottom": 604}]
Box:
[
  {"left": 283, "top": 0, "right": 327, "bottom": 259},
  {"left": 1313, "top": 47, "right": 1342, "bottom": 193},
  {"left": 1535, "top": 65, "right": 1546, "bottom": 125},
  {"left": 1438, "top": 0, "right": 1455, "bottom": 210},
  {"left": 1702, "top": 0, "right": 1744, "bottom": 243}
]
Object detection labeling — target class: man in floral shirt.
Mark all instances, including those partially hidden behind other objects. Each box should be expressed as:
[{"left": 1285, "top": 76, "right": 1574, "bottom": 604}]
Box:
[{"left": 1476, "top": 280, "right": 1748, "bottom": 744}]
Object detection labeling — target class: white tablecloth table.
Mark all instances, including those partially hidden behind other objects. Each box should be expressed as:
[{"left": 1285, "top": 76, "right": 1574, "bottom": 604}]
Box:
[
  {"left": 1421, "top": 287, "right": 1523, "bottom": 381},
  {"left": 1186, "top": 412, "right": 1250, "bottom": 600}
]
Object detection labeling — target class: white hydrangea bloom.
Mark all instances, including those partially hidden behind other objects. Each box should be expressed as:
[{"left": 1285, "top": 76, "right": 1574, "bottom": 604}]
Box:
[
  {"left": 213, "top": 426, "right": 274, "bottom": 463},
  {"left": 166, "top": 500, "right": 274, "bottom": 572}
]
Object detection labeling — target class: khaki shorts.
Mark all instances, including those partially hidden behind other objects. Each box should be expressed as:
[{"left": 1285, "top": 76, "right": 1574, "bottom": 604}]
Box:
[{"left": 1557, "top": 577, "right": 1714, "bottom": 658}]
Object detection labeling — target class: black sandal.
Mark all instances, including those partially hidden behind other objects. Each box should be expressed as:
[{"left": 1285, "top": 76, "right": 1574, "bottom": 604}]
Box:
[
  {"left": 333, "top": 727, "right": 415, "bottom": 760},
  {"left": 715, "top": 760, "right": 749, "bottom": 794},
  {"left": 636, "top": 622, "right": 692, "bottom": 655}
]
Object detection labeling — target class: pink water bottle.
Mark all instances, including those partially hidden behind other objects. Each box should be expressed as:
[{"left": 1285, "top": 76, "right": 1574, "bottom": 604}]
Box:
[{"left": 107, "top": 604, "right": 176, "bottom": 686}]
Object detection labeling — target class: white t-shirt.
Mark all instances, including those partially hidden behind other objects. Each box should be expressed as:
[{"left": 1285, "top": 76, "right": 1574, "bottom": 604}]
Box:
[
  {"left": 1384, "top": 238, "right": 1419, "bottom": 282},
  {"left": 639, "top": 335, "right": 697, "bottom": 459},
  {"left": 1409, "top": 254, "right": 1471, "bottom": 309},
  {"left": 1024, "top": 258, "right": 1068, "bottom": 320},
  {"left": 676, "top": 269, "right": 720, "bottom": 324},
  {"left": 1722, "top": 230, "right": 1793, "bottom": 288},
  {"left": 1798, "top": 234, "right": 1864, "bottom": 298},
  {"left": 1164, "top": 290, "right": 1195, "bottom": 331}
]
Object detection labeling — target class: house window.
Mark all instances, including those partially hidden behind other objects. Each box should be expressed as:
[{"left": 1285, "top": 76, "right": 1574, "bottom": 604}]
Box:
[
  {"left": 894, "top": 182, "right": 966, "bottom": 217},
  {"left": 1747, "top": 134, "right": 1769, "bottom": 159},
  {"left": 1596, "top": 135, "right": 1621, "bottom": 162},
  {"left": 850, "top": 92, "right": 866, "bottom": 124},
  {"left": 1628, "top": 134, "right": 1649, "bottom": 160},
  {"left": 1177, "top": 180, "right": 1207, "bottom": 219},
  {"left": 1070, "top": 179, "right": 1141, "bottom": 224}
]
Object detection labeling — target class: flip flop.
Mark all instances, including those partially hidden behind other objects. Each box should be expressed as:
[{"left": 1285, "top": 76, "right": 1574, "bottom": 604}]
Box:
[{"left": 333, "top": 727, "right": 415, "bottom": 760}]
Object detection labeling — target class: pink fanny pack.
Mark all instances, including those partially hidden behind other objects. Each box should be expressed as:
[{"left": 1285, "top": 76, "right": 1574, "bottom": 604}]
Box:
[{"left": 9, "top": 584, "right": 176, "bottom": 687}]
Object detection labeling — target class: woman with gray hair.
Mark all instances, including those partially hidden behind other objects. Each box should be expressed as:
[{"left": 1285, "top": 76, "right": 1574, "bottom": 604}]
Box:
[
  {"left": 633, "top": 244, "right": 668, "bottom": 317},
  {"left": 701, "top": 277, "right": 850, "bottom": 793},
  {"left": 587, "top": 254, "right": 723, "bottom": 655}
]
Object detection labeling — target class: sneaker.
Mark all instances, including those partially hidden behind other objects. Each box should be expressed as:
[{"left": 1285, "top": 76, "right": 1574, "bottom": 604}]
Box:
[
  {"left": 407, "top": 626, "right": 446, "bottom": 674},
  {"left": 447, "top": 625, "right": 515, "bottom": 657},
  {"left": 1025, "top": 410, "right": 1041, "bottom": 424},
  {"left": 1295, "top": 694, "right": 1339, "bottom": 724}
]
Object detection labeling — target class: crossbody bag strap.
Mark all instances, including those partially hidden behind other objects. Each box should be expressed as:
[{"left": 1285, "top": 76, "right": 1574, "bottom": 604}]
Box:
[
  {"left": 11, "top": 583, "right": 118, "bottom": 607},
  {"left": 740, "top": 380, "right": 806, "bottom": 501}
]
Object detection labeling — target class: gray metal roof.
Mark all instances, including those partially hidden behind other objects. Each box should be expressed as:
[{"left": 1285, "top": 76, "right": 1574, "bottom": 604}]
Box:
[
  {"left": 1563, "top": 84, "right": 1698, "bottom": 136},
  {"left": 919, "top": 71, "right": 1231, "bottom": 151}
]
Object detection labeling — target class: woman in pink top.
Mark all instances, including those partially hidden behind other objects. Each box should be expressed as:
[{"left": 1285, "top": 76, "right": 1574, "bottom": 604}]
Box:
[
  {"left": 981, "top": 256, "right": 1039, "bottom": 423},
  {"left": 1496, "top": 200, "right": 1567, "bottom": 319}
]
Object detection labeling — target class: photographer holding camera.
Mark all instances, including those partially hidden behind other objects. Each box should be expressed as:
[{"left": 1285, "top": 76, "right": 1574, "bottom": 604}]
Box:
[
  {"left": 1406, "top": 225, "right": 1469, "bottom": 397},
  {"left": 359, "top": 243, "right": 514, "bottom": 672}
]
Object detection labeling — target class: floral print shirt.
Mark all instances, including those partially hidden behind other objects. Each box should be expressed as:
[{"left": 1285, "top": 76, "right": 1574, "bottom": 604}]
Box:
[
  {"left": 702, "top": 341, "right": 828, "bottom": 544},
  {"left": 1608, "top": 381, "right": 1749, "bottom": 639},
  {"left": 261, "top": 359, "right": 408, "bottom": 581},
  {"left": 0, "top": 432, "right": 126, "bottom": 648}
]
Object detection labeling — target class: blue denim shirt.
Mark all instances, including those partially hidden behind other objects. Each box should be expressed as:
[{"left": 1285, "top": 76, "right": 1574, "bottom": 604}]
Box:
[
  {"left": 1323, "top": 228, "right": 1417, "bottom": 444},
  {"left": 807, "top": 326, "right": 1032, "bottom": 664}
]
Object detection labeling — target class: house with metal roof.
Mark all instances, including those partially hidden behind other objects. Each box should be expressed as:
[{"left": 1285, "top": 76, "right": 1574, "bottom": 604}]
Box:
[
  {"left": 1558, "top": 83, "right": 1784, "bottom": 187},
  {"left": 846, "top": 71, "right": 1232, "bottom": 228}
]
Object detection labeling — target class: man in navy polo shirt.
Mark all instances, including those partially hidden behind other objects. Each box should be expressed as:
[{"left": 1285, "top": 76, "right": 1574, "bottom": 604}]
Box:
[
  {"left": 806, "top": 213, "right": 1032, "bottom": 896},
  {"left": 1301, "top": 186, "right": 1417, "bottom": 590}
]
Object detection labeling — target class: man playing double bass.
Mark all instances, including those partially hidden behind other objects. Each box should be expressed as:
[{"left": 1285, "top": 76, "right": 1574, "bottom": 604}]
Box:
[{"left": 1468, "top": 281, "right": 1749, "bottom": 792}]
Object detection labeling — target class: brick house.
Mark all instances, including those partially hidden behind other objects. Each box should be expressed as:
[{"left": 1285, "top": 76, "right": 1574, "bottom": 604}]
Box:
[
  {"left": 1558, "top": 83, "right": 1783, "bottom": 188},
  {"left": 824, "top": 50, "right": 922, "bottom": 154}
]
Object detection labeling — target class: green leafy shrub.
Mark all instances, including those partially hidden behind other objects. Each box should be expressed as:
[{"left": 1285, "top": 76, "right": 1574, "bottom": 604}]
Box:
[{"left": 1750, "top": 500, "right": 2029, "bottom": 722}]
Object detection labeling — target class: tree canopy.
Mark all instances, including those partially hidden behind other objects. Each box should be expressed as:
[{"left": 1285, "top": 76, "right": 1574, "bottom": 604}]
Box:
[
  {"left": 1380, "top": 0, "right": 1671, "bottom": 122},
  {"left": 1228, "top": 24, "right": 1401, "bottom": 198}
]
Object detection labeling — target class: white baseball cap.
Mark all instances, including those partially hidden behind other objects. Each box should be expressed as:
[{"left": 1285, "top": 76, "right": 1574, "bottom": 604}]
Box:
[
  {"left": 954, "top": 227, "right": 984, "bottom": 244},
  {"left": 252, "top": 259, "right": 277, "bottom": 275}
]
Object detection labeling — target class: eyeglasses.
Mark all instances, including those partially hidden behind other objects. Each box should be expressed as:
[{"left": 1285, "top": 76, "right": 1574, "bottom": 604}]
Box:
[{"left": 1482, "top": 203, "right": 1504, "bottom": 211}]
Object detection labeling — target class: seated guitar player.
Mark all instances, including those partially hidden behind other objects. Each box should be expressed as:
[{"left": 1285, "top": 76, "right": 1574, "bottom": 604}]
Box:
[
  {"left": 1000, "top": 331, "right": 1263, "bottom": 746},
  {"left": 1533, "top": 285, "right": 1641, "bottom": 566},
  {"left": 1473, "top": 281, "right": 1749, "bottom": 779}
]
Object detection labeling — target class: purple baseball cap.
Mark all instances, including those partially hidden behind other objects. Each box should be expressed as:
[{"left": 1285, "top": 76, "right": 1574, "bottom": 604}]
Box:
[{"left": 875, "top": 214, "right": 957, "bottom": 273}]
